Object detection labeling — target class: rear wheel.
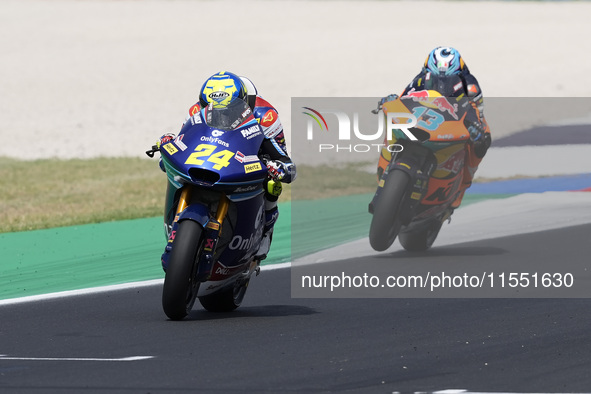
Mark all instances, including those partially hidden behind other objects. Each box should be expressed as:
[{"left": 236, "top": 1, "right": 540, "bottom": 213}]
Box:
[
  {"left": 398, "top": 219, "right": 443, "bottom": 252},
  {"left": 369, "top": 170, "right": 410, "bottom": 251},
  {"left": 199, "top": 279, "right": 250, "bottom": 312},
  {"left": 162, "top": 220, "right": 203, "bottom": 320}
]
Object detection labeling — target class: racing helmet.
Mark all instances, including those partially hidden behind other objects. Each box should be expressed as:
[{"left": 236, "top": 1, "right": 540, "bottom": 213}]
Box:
[
  {"left": 424, "top": 47, "right": 466, "bottom": 76},
  {"left": 199, "top": 71, "right": 248, "bottom": 108}
]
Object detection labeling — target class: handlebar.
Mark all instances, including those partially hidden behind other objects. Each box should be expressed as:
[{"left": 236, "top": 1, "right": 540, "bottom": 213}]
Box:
[
  {"left": 371, "top": 101, "right": 382, "bottom": 115},
  {"left": 145, "top": 145, "right": 159, "bottom": 158}
]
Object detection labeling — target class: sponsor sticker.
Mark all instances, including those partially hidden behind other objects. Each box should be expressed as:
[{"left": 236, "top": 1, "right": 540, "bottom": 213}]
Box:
[
  {"left": 244, "top": 162, "right": 262, "bottom": 173},
  {"left": 228, "top": 228, "right": 261, "bottom": 251},
  {"left": 204, "top": 238, "right": 215, "bottom": 252},
  {"left": 241, "top": 125, "right": 262, "bottom": 140},
  {"left": 234, "top": 151, "right": 259, "bottom": 163},
  {"left": 231, "top": 119, "right": 243, "bottom": 129},
  {"left": 163, "top": 143, "right": 178, "bottom": 155},
  {"left": 206, "top": 222, "right": 220, "bottom": 231},
  {"left": 200, "top": 135, "right": 229, "bottom": 147},
  {"left": 440, "top": 150, "right": 465, "bottom": 173},
  {"left": 190, "top": 114, "right": 202, "bottom": 125},
  {"left": 234, "top": 185, "right": 258, "bottom": 193},
  {"left": 263, "top": 120, "right": 282, "bottom": 138},
  {"left": 208, "top": 91, "right": 229, "bottom": 101},
  {"left": 174, "top": 136, "right": 187, "bottom": 151},
  {"left": 243, "top": 155, "right": 259, "bottom": 163}
]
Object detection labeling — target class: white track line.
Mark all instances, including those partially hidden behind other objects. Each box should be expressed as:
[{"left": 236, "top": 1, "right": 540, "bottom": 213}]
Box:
[
  {"left": 0, "top": 355, "right": 154, "bottom": 362},
  {"left": 0, "top": 263, "right": 292, "bottom": 306}
]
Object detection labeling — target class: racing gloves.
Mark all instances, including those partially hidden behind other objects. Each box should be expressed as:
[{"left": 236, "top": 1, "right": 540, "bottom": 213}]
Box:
[{"left": 266, "top": 160, "right": 287, "bottom": 181}]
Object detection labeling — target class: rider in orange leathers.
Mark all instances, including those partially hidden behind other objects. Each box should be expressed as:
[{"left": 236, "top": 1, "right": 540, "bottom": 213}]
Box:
[{"left": 377, "top": 46, "right": 491, "bottom": 209}]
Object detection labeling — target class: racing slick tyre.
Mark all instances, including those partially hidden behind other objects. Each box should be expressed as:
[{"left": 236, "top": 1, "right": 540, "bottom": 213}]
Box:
[
  {"left": 162, "top": 220, "right": 203, "bottom": 320},
  {"left": 369, "top": 170, "right": 410, "bottom": 252}
]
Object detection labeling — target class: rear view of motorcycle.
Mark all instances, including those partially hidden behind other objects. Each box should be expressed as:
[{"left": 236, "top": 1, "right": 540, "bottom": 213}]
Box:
[
  {"left": 369, "top": 83, "right": 480, "bottom": 252},
  {"left": 147, "top": 100, "right": 269, "bottom": 320}
]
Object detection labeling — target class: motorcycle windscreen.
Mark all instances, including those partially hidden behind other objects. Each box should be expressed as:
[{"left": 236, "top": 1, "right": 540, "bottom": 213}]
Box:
[{"left": 204, "top": 99, "right": 256, "bottom": 131}]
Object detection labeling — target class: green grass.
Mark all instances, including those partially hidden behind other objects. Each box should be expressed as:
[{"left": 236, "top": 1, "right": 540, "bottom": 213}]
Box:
[
  {"left": 291, "top": 162, "right": 376, "bottom": 200},
  {"left": 0, "top": 157, "right": 166, "bottom": 233},
  {"left": 0, "top": 157, "right": 378, "bottom": 233}
]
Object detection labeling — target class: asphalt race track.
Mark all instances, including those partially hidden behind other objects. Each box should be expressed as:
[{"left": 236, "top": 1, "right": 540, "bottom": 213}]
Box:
[{"left": 1, "top": 225, "right": 591, "bottom": 393}]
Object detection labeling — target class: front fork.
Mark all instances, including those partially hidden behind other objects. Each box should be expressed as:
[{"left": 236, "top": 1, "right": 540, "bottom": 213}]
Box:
[
  {"left": 162, "top": 186, "right": 230, "bottom": 282},
  {"left": 387, "top": 160, "right": 430, "bottom": 225}
]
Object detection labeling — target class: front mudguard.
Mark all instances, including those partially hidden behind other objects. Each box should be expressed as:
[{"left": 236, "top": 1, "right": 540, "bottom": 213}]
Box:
[
  {"left": 176, "top": 204, "right": 210, "bottom": 227},
  {"left": 166, "top": 203, "right": 211, "bottom": 250},
  {"left": 162, "top": 203, "right": 215, "bottom": 276}
]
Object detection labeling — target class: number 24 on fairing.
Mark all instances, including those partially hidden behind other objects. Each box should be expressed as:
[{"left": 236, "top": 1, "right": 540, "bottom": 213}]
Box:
[{"left": 185, "top": 144, "right": 234, "bottom": 170}]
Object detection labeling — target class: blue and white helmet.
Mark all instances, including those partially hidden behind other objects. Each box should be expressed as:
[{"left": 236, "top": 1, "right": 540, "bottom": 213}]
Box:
[{"left": 424, "top": 46, "right": 466, "bottom": 76}]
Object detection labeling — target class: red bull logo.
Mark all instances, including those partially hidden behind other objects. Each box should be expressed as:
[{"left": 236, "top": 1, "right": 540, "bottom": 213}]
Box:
[
  {"left": 405, "top": 89, "right": 430, "bottom": 99},
  {"left": 432, "top": 97, "right": 459, "bottom": 120},
  {"left": 404, "top": 89, "right": 459, "bottom": 120}
]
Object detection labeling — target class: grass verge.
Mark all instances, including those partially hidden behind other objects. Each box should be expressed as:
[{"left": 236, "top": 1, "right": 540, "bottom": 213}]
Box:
[
  {"left": 1, "top": 157, "right": 165, "bottom": 233},
  {"left": 0, "top": 157, "right": 377, "bottom": 233}
]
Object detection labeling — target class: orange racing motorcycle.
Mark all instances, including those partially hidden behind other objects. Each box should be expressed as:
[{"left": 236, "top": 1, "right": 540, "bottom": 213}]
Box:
[{"left": 368, "top": 82, "right": 481, "bottom": 252}]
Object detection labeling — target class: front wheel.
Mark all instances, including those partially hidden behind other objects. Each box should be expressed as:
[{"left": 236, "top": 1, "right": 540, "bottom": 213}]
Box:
[
  {"left": 369, "top": 170, "right": 410, "bottom": 251},
  {"left": 162, "top": 220, "right": 204, "bottom": 320}
]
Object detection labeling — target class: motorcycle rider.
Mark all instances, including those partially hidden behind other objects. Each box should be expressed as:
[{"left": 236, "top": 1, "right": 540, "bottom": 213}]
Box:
[
  {"left": 158, "top": 71, "right": 296, "bottom": 263},
  {"left": 378, "top": 46, "right": 491, "bottom": 209}
]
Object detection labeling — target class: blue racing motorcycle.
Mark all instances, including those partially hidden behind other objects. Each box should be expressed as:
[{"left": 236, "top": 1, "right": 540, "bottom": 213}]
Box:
[{"left": 147, "top": 100, "right": 269, "bottom": 320}]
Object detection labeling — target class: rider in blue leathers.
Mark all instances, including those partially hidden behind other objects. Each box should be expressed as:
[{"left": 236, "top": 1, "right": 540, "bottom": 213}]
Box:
[{"left": 158, "top": 71, "right": 296, "bottom": 266}]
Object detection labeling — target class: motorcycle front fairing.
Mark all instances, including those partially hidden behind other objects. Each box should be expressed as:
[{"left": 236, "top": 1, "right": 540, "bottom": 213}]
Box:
[{"left": 160, "top": 107, "right": 267, "bottom": 196}]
